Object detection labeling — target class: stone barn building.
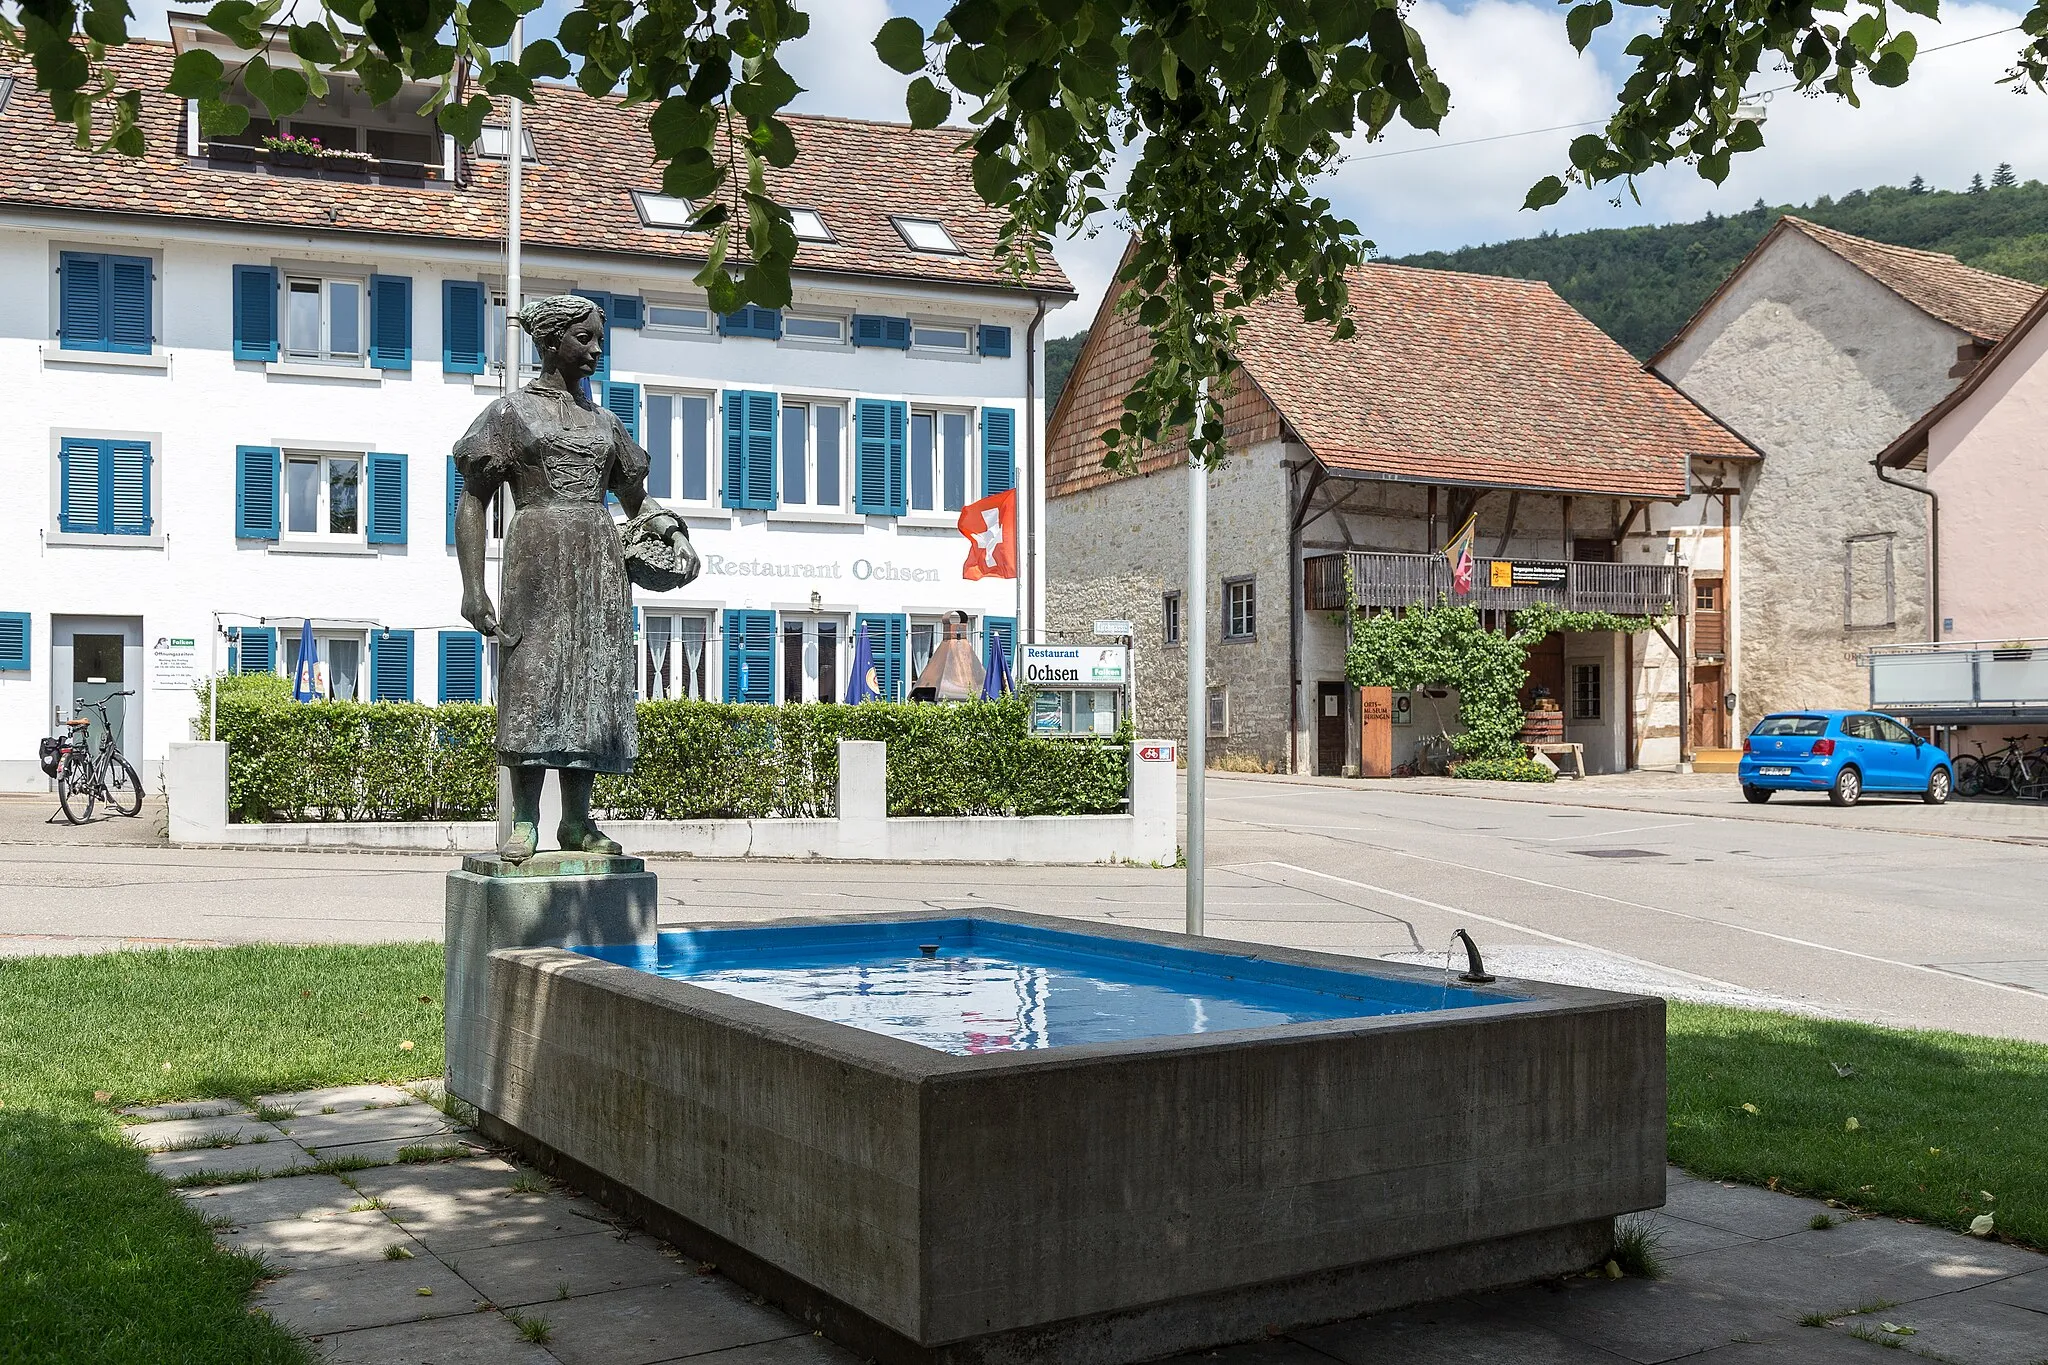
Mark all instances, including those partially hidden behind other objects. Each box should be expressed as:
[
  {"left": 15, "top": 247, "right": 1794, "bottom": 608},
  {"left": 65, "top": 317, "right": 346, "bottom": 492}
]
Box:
[
  {"left": 1045, "top": 254, "right": 1755, "bottom": 775},
  {"left": 1652, "top": 217, "right": 2041, "bottom": 730}
]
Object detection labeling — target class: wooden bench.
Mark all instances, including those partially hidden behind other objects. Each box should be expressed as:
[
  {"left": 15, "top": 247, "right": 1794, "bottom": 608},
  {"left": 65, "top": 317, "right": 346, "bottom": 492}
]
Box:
[{"left": 1527, "top": 742, "right": 1586, "bottom": 779}]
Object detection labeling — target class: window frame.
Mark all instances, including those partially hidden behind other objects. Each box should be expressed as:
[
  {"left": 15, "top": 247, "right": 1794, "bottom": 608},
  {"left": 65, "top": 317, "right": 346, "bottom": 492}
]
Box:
[
  {"left": 1222, "top": 575, "right": 1257, "bottom": 642},
  {"left": 1207, "top": 685, "right": 1230, "bottom": 738},
  {"left": 1843, "top": 532, "right": 1898, "bottom": 631},
  {"left": 645, "top": 388, "right": 721, "bottom": 511},
  {"left": 1162, "top": 591, "right": 1182, "bottom": 647},
  {"left": 55, "top": 248, "right": 156, "bottom": 355},
  {"left": 890, "top": 215, "right": 963, "bottom": 254},
  {"left": 779, "top": 311, "right": 849, "bottom": 347},
  {"left": 640, "top": 611, "right": 715, "bottom": 701},
  {"left": 1571, "top": 662, "right": 1603, "bottom": 722},
  {"left": 786, "top": 207, "right": 835, "bottom": 242},
  {"left": 642, "top": 293, "right": 716, "bottom": 338},
  {"left": 282, "top": 627, "right": 373, "bottom": 702},
  {"left": 281, "top": 271, "right": 369, "bottom": 366},
  {"left": 282, "top": 449, "right": 367, "bottom": 544},
  {"left": 474, "top": 124, "right": 538, "bottom": 162},
  {"left": 49, "top": 430, "right": 161, "bottom": 547},
  {"left": 909, "top": 316, "right": 976, "bottom": 358},
  {"left": 907, "top": 406, "right": 975, "bottom": 519},
  {"left": 774, "top": 397, "right": 848, "bottom": 513}
]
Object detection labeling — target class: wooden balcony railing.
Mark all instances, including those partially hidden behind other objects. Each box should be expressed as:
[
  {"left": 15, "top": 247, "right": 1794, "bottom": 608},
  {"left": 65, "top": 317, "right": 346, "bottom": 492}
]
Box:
[{"left": 1303, "top": 552, "right": 1684, "bottom": 618}]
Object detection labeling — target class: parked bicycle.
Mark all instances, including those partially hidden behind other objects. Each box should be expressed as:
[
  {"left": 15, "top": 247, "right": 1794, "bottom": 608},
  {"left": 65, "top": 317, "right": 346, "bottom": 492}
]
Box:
[
  {"left": 1954, "top": 735, "right": 2045, "bottom": 800},
  {"left": 47, "top": 692, "right": 144, "bottom": 823}
]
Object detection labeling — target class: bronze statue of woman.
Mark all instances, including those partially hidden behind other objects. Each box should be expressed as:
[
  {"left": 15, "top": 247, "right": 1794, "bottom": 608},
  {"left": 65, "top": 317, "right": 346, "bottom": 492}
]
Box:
[{"left": 453, "top": 295, "right": 698, "bottom": 863}]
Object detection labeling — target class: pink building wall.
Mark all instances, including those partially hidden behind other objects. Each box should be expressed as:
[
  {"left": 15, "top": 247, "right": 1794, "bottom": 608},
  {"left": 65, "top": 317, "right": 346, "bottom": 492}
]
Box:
[{"left": 1926, "top": 315, "right": 2048, "bottom": 643}]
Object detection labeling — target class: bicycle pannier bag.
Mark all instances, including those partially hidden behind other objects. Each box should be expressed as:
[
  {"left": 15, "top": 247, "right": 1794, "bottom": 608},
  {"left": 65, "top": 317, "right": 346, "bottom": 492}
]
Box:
[{"left": 38, "top": 736, "right": 62, "bottom": 778}]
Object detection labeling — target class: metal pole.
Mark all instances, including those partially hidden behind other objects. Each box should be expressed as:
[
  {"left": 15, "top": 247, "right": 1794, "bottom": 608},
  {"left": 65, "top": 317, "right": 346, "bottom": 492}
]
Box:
[
  {"left": 504, "top": 18, "right": 524, "bottom": 389},
  {"left": 208, "top": 612, "right": 218, "bottom": 742},
  {"left": 1185, "top": 379, "right": 1208, "bottom": 936}
]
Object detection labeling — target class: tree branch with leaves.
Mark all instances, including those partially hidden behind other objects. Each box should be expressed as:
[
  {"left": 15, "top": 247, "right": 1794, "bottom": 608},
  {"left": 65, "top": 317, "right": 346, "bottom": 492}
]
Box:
[{"left": 6, "top": 0, "right": 2042, "bottom": 471}]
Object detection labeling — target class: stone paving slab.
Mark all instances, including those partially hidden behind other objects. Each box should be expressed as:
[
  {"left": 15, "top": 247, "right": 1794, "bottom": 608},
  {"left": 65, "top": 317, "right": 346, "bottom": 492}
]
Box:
[
  {"left": 119, "top": 1098, "right": 249, "bottom": 1122},
  {"left": 534, "top": 1280, "right": 812, "bottom": 1365},
  {"left": 308, "top": 1311, "right": 563, "bottom": 1365},
  {"left": 450, "top": 1229, "right": 685, "bottom": 1308},
  {"left": 256, "top": 1083, "right": 421, "bottom": 1113},
  {"left": 126, "top": 1112, "right": 278, "bottom": 1151},
  {"left": 125, "top": 1082, "right": 2048, "bottom": 1365},
  {"left": 253, "top": 1254, "right": 486, "bottom": 1335},
  {"left": 278, "top": 1106, "right": 459, "bottom": 1150},
  {"left": 220, "top": 1208, "right": 426, "bottom": 1272},
  {"left": 300, "top": 1134, "right": 478, "bottom": 1167},
  {"left": 146, "top": 1135, "right": 314, "bottom": 1182},
  {"left": 178, "top": 1172, "right": 362, "bottom": 1227}
]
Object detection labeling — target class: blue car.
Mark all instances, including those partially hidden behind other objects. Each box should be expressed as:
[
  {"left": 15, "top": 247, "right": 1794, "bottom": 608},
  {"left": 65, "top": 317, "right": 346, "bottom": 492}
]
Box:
[{"left": 1738, "top": 710, "right": 1952, "bottom": 806}]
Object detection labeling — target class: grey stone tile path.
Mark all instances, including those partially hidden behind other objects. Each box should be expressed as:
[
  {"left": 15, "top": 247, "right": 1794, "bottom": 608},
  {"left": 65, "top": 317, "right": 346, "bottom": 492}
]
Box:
[{"left": 127, "top": 1085, "right": 2048, "bottom": 1365}]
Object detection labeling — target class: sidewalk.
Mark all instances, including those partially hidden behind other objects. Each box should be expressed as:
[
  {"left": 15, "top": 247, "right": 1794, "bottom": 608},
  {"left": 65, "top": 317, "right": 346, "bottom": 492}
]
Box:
[
  {"left": 129, "top": 1082, "right": 2048, "bottom": 1365},
  {"left": 1214, "top": 768, "right": 2048, "bottom": 847}
]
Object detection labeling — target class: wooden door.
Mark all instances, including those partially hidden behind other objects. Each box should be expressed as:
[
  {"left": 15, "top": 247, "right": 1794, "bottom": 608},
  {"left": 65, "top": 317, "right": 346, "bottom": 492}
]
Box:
[
  {"left": 1316, "top": 681, "right": 1348, "bottom": 775},
  {"left": 1691, "top": 664, "right": 1727, "bottom": 750},
  {"left": 1521, "top": 633, "right": 1566, "bottom": 710}
]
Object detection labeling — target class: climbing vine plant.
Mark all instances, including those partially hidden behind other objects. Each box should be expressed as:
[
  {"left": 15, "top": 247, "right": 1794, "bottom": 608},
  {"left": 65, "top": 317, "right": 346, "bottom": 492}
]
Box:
[{"left": 1346, "top": 602, "right": 1671, "bottom": 760}]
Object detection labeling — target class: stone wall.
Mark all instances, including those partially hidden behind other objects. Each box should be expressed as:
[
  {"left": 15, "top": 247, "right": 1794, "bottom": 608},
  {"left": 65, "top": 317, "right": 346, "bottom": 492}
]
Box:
[
  {"left": 1048, "top": 442, "right": 1296, "bottom": 770},
  {"left": 1656, "top": 230, "right": 1958, "bottom": 722}
]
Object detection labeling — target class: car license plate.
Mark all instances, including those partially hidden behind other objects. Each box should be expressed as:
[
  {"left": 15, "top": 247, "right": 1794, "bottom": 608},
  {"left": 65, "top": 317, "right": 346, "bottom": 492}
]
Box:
[{"left": 1758, "top": 767, "right": 1792, "bottom": 776}]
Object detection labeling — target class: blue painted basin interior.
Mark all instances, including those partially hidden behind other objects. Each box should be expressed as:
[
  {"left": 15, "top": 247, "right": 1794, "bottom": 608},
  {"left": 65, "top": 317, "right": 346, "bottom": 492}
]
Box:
[{"left": 577, "top": 919, "right": 1520, "bottom": 1055}]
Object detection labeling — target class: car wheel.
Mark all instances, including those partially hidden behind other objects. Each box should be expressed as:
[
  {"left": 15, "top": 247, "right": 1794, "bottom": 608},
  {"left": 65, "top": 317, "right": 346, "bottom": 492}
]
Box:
[
  {"left": 1924, "top": 766, "right": 1951, "bottom": 805},
  {"left": 1742, "top": 785, "right": 1772, "bottom": 804},
  {"left": 1830, "top": 766, "right": 1862, "bottom": 807}
]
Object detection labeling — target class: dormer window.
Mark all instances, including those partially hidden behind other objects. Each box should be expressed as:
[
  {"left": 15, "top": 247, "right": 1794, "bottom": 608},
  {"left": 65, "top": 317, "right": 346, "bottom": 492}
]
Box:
[
  {"left": 474, "top": 124, "right": 538, "bottom": 162},
  {"left": 891, "top": 216, "right": 961, "bottom": 254},
  {"left": 788, "top": 208, "right": 834, "bottom": 242},
  {"left": 632, "top": 190, "right": 697, "bottom": 230}
]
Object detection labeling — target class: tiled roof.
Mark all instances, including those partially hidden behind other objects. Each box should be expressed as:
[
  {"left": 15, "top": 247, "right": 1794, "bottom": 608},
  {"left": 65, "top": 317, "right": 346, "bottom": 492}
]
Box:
[
  {"left": 0, "top": 44, "right": 1071, "bottom": 297},
  {"left": 1878, "top": 286, "right": 2048, "bottom": 468},
  {"left": 1050, "top": 256, "right": 1753, "bottom": 501},
  {"left": 1779, "top": 217, "right": 2040, "bottom": 343}
]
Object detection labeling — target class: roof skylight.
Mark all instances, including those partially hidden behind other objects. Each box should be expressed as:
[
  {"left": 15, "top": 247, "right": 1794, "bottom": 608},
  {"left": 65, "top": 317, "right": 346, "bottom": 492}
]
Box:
[
  {"left": 891, "top": 216, "right": 961, "bottom": 254},
  {"left": 788, "top": 208, "right": 833, "bottom": 242},
  {"left": 0, "top": 75, "right": 14, "bottom": 114},
  {"left": 473, "top": 123, "right": 537, "bottom": 162},
  {"left": 631, "top": 190, "right": 698, "bottom": 230}
]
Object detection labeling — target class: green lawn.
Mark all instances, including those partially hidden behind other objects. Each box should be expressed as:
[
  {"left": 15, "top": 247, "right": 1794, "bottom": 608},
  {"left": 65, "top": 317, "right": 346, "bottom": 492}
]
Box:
[
  {"left": 1668, "top": 1003, "right": 2048, "bottom": 1249},
  {"left": 0, "top": 945, "right": 444, "bottom": 1365},
  {"left": 2, "top": 947, "right": 2043, "bottom": 1363}
]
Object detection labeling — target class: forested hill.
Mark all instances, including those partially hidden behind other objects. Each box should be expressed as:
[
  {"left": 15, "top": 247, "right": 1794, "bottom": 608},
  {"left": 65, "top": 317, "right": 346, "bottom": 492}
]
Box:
[{"left": 1392, "top": 178, "right": 2048, "bottom": 360}]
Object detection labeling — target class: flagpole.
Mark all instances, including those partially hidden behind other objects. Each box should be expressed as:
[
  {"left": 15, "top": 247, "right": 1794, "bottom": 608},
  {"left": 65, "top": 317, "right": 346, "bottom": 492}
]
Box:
[
  {"left": 504, "top": 18, "right": 524, "bottom": 386},
  {"left": 1185, "top": 377, "right": 1208, "bottom": 937}
]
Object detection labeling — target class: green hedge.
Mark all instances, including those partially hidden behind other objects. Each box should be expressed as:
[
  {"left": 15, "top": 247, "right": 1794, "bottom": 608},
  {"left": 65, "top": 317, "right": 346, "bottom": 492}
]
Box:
[{"left": 195, "top": 676, "right": 1129, "bottom": 823}]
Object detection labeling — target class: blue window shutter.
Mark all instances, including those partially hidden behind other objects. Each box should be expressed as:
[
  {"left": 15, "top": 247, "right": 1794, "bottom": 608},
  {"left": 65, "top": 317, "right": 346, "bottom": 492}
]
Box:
[
  {"left": 238, "top": 627, "right": 277, "bottom": 675},
  {"left": 852, "top": 399, "right": 909, "bottom": 516},
  {"left": 719, "top": 307, "right": 781, "bottom": 340},
  {"left": 59, "top": 253, "right": 105, "bottom": 350},
  {"left": 0, "top": 613, "right": 28, "bottom": 671},
  {"left": 108, "top": 440, "right": 152, "bottom": 535},
  {"left": 236, "top": 445, "right": 281, "bottom": 540},
  {"left": 438, "top": 630, "right": 484, "bottom": 703},
  {"left": 366, "top": 452, "right": 408, "bottom": 545},
  {"left": 856, "top": 613, "right": 908, "bottom": 702},
  {"left": 233, "top": 265, "right": 279, "bottom": 362},
  {"left": 979, "top": 324, "right": 1012, "bottom": 358},
  {"left": 445, "top": 455, "right": 463, "bottom": 546},
  {"left": 981, "top": 407, "right": 1016, "bottom": 497},
  {"left": 604, "top": 380, "right": 641, "bottom": 443},
  {"left": 722, "top": 390, "right": 776, "bottom": 510},
  {"left": 722, "top": 610, "right": 775, "bottom": 703},
  {"left": 107, "top": 257, "right": 151, "bottom": 353},
  {"left": 369, "top": 275, "right": 413, "bottom": 370},
  {"left": 609, "top": 295, "right": 644, "bottom": 328},
  {"left": 370, "top": 630, "right": 414, "bottom": 701},
  {"left": 984, "top": 616, "right": 1016, "bottom": 678},
  {"left": 442, "top": 279, "right": 487, "bottom": 374},
  {"left": 745, "top": 390, "right": 777, "bottom": 510},
  {"left": 58, "top": 438, "right": 102, "bottom": 533},
  {"left": 851, "top": 314, "right": 910, "bottom": 349}
]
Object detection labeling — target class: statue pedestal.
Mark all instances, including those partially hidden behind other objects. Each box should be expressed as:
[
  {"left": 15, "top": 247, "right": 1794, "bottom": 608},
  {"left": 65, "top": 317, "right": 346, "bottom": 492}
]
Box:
[{"left": 445, "top": 852, "right": 657, "bottom": 1107}]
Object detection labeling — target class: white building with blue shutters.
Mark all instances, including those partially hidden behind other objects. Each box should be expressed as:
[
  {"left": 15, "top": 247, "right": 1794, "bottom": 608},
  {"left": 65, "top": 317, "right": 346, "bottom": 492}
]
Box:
[{"left": 0, "top": 27, "right": 1074, "bottom": 788}]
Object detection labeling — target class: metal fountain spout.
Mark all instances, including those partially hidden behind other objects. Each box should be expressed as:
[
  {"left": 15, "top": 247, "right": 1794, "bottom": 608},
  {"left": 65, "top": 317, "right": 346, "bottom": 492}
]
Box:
[{"left": 1452, "top": 929, "right": 1496, "bottom": 984}]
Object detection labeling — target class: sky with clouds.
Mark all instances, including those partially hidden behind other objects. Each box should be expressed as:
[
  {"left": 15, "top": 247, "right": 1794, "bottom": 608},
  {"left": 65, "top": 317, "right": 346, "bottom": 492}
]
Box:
[{"left": 119, "top": 0, "right": 2046, "bottom": 335}]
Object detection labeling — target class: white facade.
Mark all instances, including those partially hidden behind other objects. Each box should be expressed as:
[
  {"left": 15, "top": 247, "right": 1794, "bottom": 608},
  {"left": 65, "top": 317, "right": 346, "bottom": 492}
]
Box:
[{"left": 1, "top": 211, "right": 1054, "bottom": 788}]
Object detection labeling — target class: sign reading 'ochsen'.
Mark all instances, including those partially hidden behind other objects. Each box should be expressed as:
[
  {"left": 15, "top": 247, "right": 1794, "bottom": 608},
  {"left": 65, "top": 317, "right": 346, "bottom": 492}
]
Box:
[{"left": 1020, "top": 645, "right": 1129, "bottom": 687}]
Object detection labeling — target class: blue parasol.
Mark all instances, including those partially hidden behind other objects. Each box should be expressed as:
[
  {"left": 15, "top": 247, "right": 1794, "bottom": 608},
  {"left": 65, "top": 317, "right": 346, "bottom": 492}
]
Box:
[
  {"left": 291, "top": 619, "right": 319, "bottom": 702},
  {"left": 981, "top": 630, "right": 1013, "bottom": 700},
  {"left": 845, "top": 624, "right": 881, "bottom": 703}
]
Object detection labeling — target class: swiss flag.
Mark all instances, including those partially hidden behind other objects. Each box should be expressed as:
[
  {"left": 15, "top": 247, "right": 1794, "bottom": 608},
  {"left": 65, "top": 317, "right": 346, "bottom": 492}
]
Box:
[{"left": 957, "top": 488, "right": 1019, "bottom": 581}]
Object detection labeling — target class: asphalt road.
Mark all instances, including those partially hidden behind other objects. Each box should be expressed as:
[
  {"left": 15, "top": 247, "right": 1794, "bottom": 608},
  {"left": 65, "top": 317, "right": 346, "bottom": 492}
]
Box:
[{"left": 5, "top": 778, "right": 2045, "bottom": 1041}]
